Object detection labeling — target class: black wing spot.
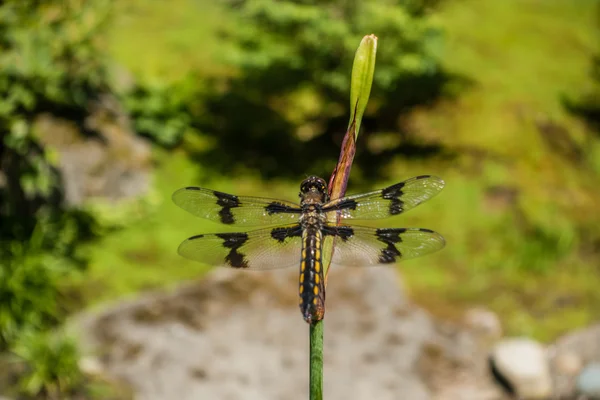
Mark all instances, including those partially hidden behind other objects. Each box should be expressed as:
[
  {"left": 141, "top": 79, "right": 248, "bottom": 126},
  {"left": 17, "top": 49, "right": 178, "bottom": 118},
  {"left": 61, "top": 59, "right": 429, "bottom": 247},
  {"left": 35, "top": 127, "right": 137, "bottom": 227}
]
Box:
[
  {"left": 376, "top": 228, "right": 407, "bottom": 240},
  {"left": 379, "top": 245, "right": 401, "bottom": 263},
  {"left": 214, "top": 191, "right": 240, "bottom": 224},
  {"left": 419, "top": 228, "right": 434, "bottom": 233},
  {"left": 188, "top": 234, "right": 205, "bottom": 240},
  {"left": 226, "top": 250, "right": 247, "bottom": 269},
  {"left": 389, "top": 199, "right": 404, "bottom": 215},
  {"left": 381, "top": 183, "right": 405, "bottom": 215},
  {"left": 376, "top": 228, "right": 405, "bottom": 264},
  {"left": 184, "top": 186, "right": 201, "bottom": 190},
  {"left": 271, "top": 225, "right": 302, "bottom": 243},
  {"left": 414, "top": 175, "right": 431, "bottom": 180},
  {"left": 217, "top": 232, "right": 248, "bottom": 247},
  {"left": 265, "top": 201, "right": 302, "bottom": 215},
  {"left": 323, "top": 226, "right": 354, "bottom": 242},
  {"left": 216, "top": 232, "right": 248, "bottom": 268}
]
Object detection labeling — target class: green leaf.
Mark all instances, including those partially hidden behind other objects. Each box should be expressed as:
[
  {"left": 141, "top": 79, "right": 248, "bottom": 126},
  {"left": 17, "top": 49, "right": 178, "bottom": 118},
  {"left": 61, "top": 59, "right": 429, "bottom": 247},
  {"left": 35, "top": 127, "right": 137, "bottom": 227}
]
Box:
[{"left": 348, "top": 34, "right": 377, "bottom": 138}]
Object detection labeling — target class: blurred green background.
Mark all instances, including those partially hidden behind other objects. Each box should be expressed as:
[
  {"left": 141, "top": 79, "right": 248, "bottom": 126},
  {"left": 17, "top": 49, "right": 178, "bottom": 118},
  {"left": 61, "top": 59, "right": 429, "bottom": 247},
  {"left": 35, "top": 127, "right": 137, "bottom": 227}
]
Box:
[{"left": 1, "top": 0, "right": 599, "bottom": 397}]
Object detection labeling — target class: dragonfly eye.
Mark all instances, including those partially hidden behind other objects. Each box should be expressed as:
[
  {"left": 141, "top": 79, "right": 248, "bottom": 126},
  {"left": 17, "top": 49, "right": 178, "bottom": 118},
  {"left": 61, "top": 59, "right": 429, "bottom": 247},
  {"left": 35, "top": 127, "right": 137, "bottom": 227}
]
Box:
[{"left": 300, "top": 176, "right": 328, "bottom": 195}]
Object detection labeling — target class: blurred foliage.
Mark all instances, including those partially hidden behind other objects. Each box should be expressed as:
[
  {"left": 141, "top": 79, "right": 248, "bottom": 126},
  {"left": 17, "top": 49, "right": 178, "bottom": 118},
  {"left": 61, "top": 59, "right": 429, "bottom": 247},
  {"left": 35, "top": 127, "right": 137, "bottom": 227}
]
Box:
[
  {"left": 187, "top": 0, "right": 449, "bottom": 178},
  {"left": 0, "top": 213, "right": 94, "bottom": 349},
  {"left": 11, "top": 331, "right": 83, "bottom": 398},
  {"left": 0, "top": 0, "right": 110, "bottom": 243},
  {"left": 565, "top": 55, "right": 600, "bottom": 132},
  {"left": 0, "top": 0, "right": 112, "bottom": 118},
  {"left": 119, "top": 82, "right": 196, "bottom": 148},
  {"left": 0, "top": 0, "right": 112, "bottom": 394},
  {"left": 1, "top": 239, "right": 60, "bottom": 350}
]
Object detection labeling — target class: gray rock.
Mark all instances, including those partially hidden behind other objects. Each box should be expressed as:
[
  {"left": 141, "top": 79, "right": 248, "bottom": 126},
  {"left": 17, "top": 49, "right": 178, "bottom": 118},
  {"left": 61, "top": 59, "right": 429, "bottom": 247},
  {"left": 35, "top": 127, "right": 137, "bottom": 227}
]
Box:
[
  {"left": 490, "top": 338, "right": 552, "bottom": 399},
  {"left": 549, "top": 323, "right": 600, "bottom": 398},
  {"left": 76, "top": 268, "right": 433, "bottom": 400},
  {"left": 33, "top": 95, "right": 152, "bottom": 206},
  {"left": 577, "top": 362, "right": 600, "bottom": 399},
  {"left": 553, "top": 351, "right": 583, "bottom": 376},
  {"left": 75, "top": 267, "right": 510, "bottom": 400},
  {"left": 79, "top": 356, "right": 105, "bottom": 376},
  {"left": 463, "top": 307, "right": 502, "bottom": 339},
  {"left": 551, "top": 324, "right": 600, "bottom": 365}
]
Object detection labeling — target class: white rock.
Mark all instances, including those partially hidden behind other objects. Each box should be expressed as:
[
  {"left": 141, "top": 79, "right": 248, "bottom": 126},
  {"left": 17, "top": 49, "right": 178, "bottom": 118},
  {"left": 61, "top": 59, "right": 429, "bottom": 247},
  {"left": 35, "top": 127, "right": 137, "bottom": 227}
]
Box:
[
  {"left": 79, "top": 356, "right": 104, "bottom": 376},
  {"left": 464, "top": 307, "right": 502, "bottom": 338},
  {"left": 490, "top": 337, "right": 553, "bottom": 399}
]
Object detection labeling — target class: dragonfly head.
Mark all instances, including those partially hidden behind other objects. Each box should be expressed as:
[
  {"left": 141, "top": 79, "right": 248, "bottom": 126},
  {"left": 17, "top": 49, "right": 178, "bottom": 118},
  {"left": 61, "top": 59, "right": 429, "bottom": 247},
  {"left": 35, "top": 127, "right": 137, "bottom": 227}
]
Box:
[{"left": 299, "top": 176, "right": 329, "bottom": 204}]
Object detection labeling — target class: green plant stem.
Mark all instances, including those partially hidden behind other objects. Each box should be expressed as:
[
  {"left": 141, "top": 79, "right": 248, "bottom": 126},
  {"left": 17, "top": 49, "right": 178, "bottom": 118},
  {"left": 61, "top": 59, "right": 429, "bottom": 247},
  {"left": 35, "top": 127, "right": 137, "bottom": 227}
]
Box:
[
  {"left": 310, "top": 34, "right": 377, "bottom": 400},
  {"left": 309, "top": 321, "right": 324, "bottom": 400}
]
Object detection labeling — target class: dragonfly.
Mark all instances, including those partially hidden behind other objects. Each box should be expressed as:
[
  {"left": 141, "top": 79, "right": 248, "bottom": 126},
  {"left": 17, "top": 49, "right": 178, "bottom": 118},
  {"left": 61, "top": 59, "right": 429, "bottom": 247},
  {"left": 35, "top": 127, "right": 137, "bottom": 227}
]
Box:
[{"left": 172, "top": 175, "right": 445, "bottom": 324}]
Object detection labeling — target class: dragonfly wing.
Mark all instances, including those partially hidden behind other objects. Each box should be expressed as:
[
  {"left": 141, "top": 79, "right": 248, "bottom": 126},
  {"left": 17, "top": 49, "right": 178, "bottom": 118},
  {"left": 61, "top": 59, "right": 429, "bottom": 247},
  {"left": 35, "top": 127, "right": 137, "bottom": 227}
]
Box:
[
  {"left": 178, "top": 224, "right": 304, "bottom": 270},
  {"left": 172, "top": 187, "right": 302, "bottom": 227},
  {"left": 322, "top": 225, "right": 445, "bottom": 267},
  {"left": 323, "top": 175, "right": 445, "bottom": 221}
]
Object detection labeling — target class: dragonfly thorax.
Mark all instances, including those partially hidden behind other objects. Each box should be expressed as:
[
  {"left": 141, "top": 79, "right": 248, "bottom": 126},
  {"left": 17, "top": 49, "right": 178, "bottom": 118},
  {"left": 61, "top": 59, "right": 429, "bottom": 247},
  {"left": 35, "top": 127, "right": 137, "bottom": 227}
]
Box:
[{"left": 299, "top": 204, "right": 326, "bottom": 229}]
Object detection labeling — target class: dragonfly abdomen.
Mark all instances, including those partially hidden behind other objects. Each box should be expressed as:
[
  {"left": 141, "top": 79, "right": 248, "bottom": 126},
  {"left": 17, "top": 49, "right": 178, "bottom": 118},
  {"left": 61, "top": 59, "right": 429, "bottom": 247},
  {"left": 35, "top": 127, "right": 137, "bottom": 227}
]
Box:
[{"left": 299, "top": 227, "right": 325, "bottom": 324}]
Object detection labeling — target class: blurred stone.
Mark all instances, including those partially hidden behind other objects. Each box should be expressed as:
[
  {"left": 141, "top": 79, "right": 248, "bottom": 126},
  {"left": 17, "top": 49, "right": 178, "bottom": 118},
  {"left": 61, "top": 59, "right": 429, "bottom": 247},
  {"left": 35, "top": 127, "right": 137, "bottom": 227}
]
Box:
[
  {"left": 551, "top": 324, "right": 600, "bottom": 365},
  {"left": 79, "top": 356, "right": 104, "bottom": 376},
  {"left": 554, "top": 351, "right": 583, "bottom": 376},
  {"left": 75, "top": 267, "right": 513, "bottom": 400},
  {"left": 33, "top": 95, "right": 152, "bottom": 206},
  {"left": 577, "top": 363, "right": 600, "bottom": 399},
  {"left": 433, "top": 386, "right": 504, "bottom": 400},
  {"left": 464, "top": 307, "right": 502, "bottom": 339},
  {"left": 549, "top": 323, "right": 600, "bottom": 399},
  {"left": 490, "top": 338, "right": 552, "bottom": 399},
  {"left": 76, "top": 268, "right": 433, "bottom": 400}
]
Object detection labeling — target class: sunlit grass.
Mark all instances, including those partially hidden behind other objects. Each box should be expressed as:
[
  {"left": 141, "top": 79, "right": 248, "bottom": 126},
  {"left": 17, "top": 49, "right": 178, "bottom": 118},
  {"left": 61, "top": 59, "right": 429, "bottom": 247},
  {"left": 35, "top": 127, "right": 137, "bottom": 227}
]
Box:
[
  {"left": 434, "top": 0, "right": 597, "bottom": 153},
  {"left": 106, "top": 0, "right": 233, "bottom": 84},
  {"left": 381, "top": 0, "right": 600, "bottom": 341}
]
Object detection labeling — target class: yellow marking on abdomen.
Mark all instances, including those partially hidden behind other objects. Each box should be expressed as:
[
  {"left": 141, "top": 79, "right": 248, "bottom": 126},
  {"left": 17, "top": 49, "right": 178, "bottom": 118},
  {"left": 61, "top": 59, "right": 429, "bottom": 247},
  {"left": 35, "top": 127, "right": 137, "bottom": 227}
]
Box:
[
  {"left": 315, "top": 249, "right": 321, "bottom": 259},
  {"left": 300, "top": 274, "right": 304, "bottom": 283},
  {"left": 315, "top": 262, "right": 320, "bottom": 273},
  {"left": 313, "top": 298, "right": 318, "bottom": 305},
  {"left": 300, "top": 286, "right": 304, "bottom": 293},
  {"left": 315, "top": 274, "right": 320, "bottom": 284},
  {"left": 313, "top": 286, "right": 319, "bottom": 295},
  {"left": 301, "top": 261, "right": 306, "bottom": 272}
]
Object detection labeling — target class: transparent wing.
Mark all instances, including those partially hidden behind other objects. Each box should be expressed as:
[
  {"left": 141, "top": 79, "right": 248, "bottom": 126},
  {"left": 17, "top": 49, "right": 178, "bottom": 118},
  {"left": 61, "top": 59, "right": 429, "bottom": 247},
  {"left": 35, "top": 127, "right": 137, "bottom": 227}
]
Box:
[
  {"left": 172, "top": 187, "right": 302, "bottom": 227},
  {"left": 322, "top": 175, "right": 445, "bottom": 221},
  {"left": 177, "top": 224, "right": 303, "bottom": 270},
  {"left": 323, "top": 225, "right": 445, "bottom": 267}
]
